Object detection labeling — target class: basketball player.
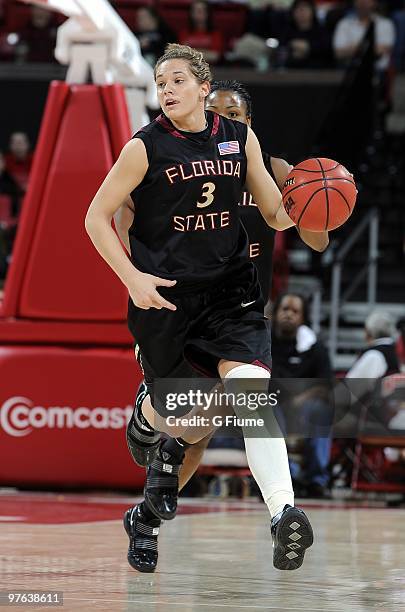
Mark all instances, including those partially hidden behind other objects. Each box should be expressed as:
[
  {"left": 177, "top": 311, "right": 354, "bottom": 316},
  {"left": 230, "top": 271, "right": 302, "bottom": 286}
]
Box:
[
  {"left": 115, "top": 78, "right": 327, "bottom": 573},
  {"left": 85, "top": 45, "right": 315, "bottom": 574}
]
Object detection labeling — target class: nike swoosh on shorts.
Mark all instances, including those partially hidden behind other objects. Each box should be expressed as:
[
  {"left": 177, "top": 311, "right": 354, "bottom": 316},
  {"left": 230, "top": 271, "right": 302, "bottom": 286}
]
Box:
[{"left": 241, "top": 300, "right": 256, "bottom": 308}]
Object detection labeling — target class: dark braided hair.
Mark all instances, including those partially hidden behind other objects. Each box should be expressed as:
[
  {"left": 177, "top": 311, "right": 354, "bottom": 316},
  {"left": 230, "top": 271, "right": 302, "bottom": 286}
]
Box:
[{"left": 210, "top": 80, "right": 252, "bottom": 119}]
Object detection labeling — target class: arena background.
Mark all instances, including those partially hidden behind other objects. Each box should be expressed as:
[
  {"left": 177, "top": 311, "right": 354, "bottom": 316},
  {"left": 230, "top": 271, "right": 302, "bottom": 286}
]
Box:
[{"left": 0, "top": 1, "right": 404, "bottom": 610}]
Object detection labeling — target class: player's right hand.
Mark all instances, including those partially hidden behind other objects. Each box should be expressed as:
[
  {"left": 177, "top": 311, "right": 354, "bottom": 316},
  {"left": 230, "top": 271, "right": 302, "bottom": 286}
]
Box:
[{"left": 128, "top": 272, "right": 177, "bottom": 311}]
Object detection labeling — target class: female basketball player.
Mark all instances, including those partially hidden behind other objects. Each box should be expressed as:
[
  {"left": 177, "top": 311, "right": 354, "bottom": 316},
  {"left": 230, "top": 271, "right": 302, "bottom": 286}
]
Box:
[
  {"left": 115, "top": 78, "right": 326, "bottom": 573},
  {"left": 85, "top": 45, "right": 314, "bottom": 574}
]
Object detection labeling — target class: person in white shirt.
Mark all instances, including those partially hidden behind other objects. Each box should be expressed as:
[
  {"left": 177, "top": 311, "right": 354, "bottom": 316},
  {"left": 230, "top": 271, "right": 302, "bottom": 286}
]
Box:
[
  {"left": 346, "top": 311, "right": 400, "bottom": 380},
  {"left": 334, "top": 312, "right": 399, "bottom": 452},
  {"left": 333, "top": 0, "right": 395, "bottom": 71}
]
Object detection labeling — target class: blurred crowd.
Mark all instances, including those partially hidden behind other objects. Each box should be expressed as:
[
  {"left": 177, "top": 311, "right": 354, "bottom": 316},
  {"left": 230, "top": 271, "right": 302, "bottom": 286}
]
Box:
[
  {"left": 204, "top": 294, "right": 405, "bottom": 500},
  {"left": 0, "top": 1, "right": 404, "bottom": 71}
]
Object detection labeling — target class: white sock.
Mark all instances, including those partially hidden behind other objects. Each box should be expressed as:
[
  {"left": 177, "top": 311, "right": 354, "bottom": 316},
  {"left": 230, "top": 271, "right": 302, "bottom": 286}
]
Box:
[{"left": 224, "top": 364, "right": 294, "bottom": 518}]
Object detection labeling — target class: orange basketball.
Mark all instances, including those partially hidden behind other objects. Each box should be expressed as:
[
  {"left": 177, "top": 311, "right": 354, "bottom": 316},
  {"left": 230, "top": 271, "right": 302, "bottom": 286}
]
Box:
[{"left": 282, "top": 158, "right": 357, "bottom": 231}]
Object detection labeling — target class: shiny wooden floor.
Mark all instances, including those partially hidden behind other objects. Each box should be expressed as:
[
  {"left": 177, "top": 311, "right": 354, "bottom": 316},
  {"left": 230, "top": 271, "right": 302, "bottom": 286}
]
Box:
[{"left": 1, "top": 493, "right": 404, "bottom": 612}]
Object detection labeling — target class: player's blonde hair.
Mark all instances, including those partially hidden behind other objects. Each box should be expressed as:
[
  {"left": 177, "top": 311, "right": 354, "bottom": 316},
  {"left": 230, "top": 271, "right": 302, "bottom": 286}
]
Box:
[{"left": 154, "top": 43, "right": 212, "bottom": 84}]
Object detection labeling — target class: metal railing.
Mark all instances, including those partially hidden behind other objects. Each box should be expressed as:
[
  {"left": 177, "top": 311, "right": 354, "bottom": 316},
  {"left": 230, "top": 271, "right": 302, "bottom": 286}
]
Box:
[{"left": 328, "top": 208, "right": 379, "bottom": 361}]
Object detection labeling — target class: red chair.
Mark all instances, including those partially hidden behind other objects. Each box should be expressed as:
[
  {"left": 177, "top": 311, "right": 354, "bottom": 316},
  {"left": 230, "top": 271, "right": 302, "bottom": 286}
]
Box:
[
  {"left": 6, "top": 1, "right": 65, "bottom": 32},
  {"left": 115, "top": 7, "right": 137, "bottom": 30},
  {"left": 213, "top": 4, "right": 247, "bottom": 51},
  {"left": 5, "top": 1, "right": 31, "bottom": 32},
  {"left": 351, "top": 374, "right": 405, "bottom": 493},
  {"left": 158, "top": 1, "right": 189, "bottom": 37}
]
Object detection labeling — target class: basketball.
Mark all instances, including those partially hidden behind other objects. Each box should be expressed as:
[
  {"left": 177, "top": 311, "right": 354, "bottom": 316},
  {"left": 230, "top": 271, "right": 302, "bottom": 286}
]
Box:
[{"left": 282, "top": 158, "right": 357, "bottom": 231}]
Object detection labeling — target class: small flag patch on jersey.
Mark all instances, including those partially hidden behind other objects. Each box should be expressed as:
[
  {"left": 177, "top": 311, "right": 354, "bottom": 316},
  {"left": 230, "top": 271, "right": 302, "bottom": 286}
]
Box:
[{"left": 218, "top": 141, "right": 240, "bottom": 155}]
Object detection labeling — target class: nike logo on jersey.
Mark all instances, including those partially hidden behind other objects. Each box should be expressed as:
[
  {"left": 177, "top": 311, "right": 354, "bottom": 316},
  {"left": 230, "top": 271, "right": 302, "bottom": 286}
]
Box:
[{"left": 241, "top": 300, "right": 256, "bottom": 308}]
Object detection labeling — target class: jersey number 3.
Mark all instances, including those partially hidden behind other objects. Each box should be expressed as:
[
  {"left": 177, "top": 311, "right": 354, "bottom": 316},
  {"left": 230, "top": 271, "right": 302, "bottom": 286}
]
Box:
[{"left": 197, "top": 182, "right": 215, "bottom": 208}]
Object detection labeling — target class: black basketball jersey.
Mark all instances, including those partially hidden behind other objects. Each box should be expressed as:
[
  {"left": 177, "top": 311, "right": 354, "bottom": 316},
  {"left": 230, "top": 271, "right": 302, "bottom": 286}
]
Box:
[
  {"left": 239, "top": 151, "right": 276, "bottom": 302},
  {"left": 129, "top": 111, "right": 250, "bottom": 292}
]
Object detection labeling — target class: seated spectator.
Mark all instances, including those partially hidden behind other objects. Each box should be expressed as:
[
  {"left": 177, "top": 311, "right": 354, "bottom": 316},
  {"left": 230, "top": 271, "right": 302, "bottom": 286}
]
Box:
[
  {"left": 279, "top": 0, "right": 333, "bottom": 68},
  {"left": 333, "top": 0, "right": 395, "bottom": 72},
  {"left": 392, "top": 4, "right": 405, "bottom": 72},
  {"left": 346, "top": 311, "right": 400, "bottom": 379},
  {"left": 395, "top": 317, "right": 405, "bottom": 371},
  {"left": 342, "top": 311, "right": 401, "bottom": 485},
  {"left": 0, "top": 150, "right": 20, "bottom": 215},
  {"left": 5, "top": 132, "right": 33, "bottom": 194},
  {"left": 271, "top": 292, "right": 333, "bottom": 498},
  {"left": 18, "top": 6, "right": 57, "bottom": 63},
  {"left": 134, "top": 7, "right": 176, "bottom": 66},
  {"left": 179, "top": 1, "right": 224, "bottom": 64},
  {"left": 0, "top": 150, "right": 20, "bottom": 280},
  {"left": 247, "top": 3, "right": 287, "bottom": 41}
]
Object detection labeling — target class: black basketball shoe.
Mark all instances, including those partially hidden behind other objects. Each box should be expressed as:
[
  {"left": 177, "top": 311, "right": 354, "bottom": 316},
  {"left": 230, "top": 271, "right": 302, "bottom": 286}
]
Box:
[
  {"left": 124, "top": 503, "right": 161, "bottom": 573},
  {"left": 126, "top": 381, "right": 161, "bottom": 467},
  {"left": 271, "top": 504, "right": 313, "bottom": 570},
  {"left": 144, "top": 440, "right": 184, "bottom": 521}
]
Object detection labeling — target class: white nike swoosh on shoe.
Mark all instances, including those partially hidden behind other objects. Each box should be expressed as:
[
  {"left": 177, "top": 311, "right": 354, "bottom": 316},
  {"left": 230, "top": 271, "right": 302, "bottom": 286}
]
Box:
[{"left": 241, "top": 300, "right": 255, "bottom": 308}]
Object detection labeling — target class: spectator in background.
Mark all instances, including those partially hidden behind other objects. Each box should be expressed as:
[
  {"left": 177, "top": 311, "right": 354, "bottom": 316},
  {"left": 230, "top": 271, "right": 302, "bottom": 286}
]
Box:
[
  {"left": 271, "top": 293, "right": 333, "bottom": 498},
  {"left": 247, "top": 2, "right": 287, "bottom": 41},
  {"left": 342, "top": 311, "right": 400, "bottom": 485},
  {"left": 18, "top": 6, "right": 57, "bottom": 63},
  {"left": 134, "top": 7, "right": 176, "bottom": 67},
  {"left": 396, "top": 317, "right": 405, "bottom": 370},
  {"left": 279, "top": 0, "right": 332, "bottom": 68},
  {"left": 324, "top": 1, "right": 350, "bottom": 35},
  {"left": 346, "top": 311, "right": 400, "bottom": 379},
  {"left": 179, "top": 1, "right": 223, "bottom": 64},
  {"left": 333, "top": 0, "right": 395, "bottom": 72},
  {"left": 0, "top": 150, "right": 20, "bottom": 280},
  {"left": 0, "top": 150, "right": 20, "bottom": 215},
  {"left": 5, "top": 132, "right": 33, "bottom": 194},
  {"left": 392, "top": 2, "right": 405, "bottom": 72}
]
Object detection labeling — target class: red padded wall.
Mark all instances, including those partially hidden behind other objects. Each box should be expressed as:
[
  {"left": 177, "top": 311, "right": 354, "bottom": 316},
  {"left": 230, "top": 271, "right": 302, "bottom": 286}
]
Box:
[
  {"left": 1, "top": 81, "right": 70, "bottom": 318},
  {"left": 0, "top": 346, "right": 144, "bottom": 488},
  {"left": 101, "top": 84, "right": 132, "bottom": 157},
  {"left": 17, "top": 84, "right": 130, "bottom": 320}
]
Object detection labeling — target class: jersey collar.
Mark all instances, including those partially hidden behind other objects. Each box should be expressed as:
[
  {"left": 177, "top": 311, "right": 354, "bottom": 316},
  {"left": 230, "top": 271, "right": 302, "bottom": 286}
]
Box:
[{"left": 156, "top": 111, "right": 219, "bottom": 140}]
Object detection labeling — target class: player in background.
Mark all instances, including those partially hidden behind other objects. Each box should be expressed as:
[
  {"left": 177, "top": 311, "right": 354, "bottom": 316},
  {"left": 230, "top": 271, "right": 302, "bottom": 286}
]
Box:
[
  {"left": 85, "top": 45, "right": 315, "bottom": 575},
  {"left": 114, "top": 78, "right": 327, "bottom": 573}
]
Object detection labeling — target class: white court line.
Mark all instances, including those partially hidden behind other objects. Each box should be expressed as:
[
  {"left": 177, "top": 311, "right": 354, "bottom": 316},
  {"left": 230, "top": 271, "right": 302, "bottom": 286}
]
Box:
[
  {"left": 62, "top": 597, "right": 341, "bottom": 611},
  {"left": 0, "top": 516, "right": 25, "bottom": 521}
]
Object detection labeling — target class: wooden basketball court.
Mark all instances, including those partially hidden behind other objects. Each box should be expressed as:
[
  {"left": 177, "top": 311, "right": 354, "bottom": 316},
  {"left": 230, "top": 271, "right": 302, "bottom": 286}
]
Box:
[{"left": 1, "top": 492, "right": 404, "bottom": 611}]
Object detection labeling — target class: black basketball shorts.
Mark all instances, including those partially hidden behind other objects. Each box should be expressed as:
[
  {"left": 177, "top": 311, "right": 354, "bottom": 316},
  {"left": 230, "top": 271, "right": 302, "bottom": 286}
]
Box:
[{"left": 127, "top": 263, "right": 272, "bottom": 399}]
